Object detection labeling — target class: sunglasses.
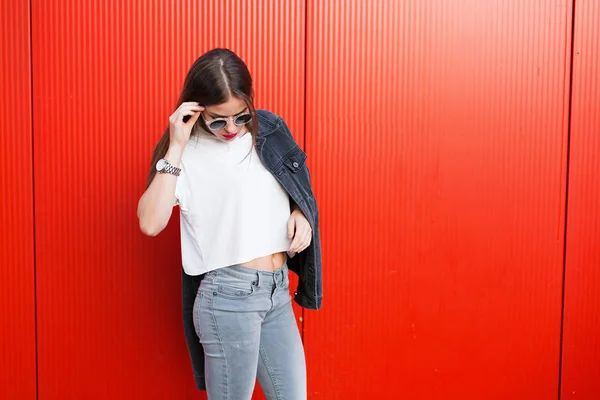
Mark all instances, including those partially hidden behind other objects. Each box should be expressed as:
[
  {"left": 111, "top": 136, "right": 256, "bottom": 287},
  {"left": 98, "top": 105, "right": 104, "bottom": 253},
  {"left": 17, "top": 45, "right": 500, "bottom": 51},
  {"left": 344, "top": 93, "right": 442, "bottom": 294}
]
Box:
[{"left": 202, "top": 111, "right": 252, "bottom": 131}]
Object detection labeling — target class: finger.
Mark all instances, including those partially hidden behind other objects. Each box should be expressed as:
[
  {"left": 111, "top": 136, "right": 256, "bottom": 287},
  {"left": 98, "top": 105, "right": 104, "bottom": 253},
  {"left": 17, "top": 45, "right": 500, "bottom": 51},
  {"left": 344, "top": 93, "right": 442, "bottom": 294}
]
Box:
[
  {"left": 173, "top": 103, "right": 202, "bottom": 117},
  {"left": 180, "top": 105, "right": 204, "bottom": 112},
  {"left": 176, "top": 105, "right": 203, "bottom": 119},
  {"left": 178, "top": 106, "right": 203, "bottom": 117},
  {"left": 291, "top": 227, "right": 310, "bottom": 252},
  {"left": 290, "top": 231, "right": 305, "bottom": 252},
  {"left": 177, "top": 106, "right": 204, "bottom": 123},
  {"left": 289, "top": 237, "right": 300, "bottom": 252},
  {"left": 185, "top": 110, "right": 202, "bottom": 125},
  {"left": 299, "top": 227, "right": 313, "bottom": 252},
  {"left": 297, "top": 230, "right": 312, "bottom": 252},
  {"left": 303, "top": 229, "right": 312, "bottom": 247},
  {"left": 181, "top": 110, "right": 199, "bottom": 124},
  {"left": 287, "top": 217, "right": 296, "bottom": 240},
  {"left": 180, "top": 101, "right": 204, "bottom": 109}
]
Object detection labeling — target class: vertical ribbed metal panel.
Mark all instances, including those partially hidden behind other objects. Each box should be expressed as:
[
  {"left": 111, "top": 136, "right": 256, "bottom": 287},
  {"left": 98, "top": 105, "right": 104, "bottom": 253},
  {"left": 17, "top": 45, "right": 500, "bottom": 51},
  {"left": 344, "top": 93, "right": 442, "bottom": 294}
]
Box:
[
  {"left": 305, "top": 1, "right": 570, "bottom": 398},
  {"left": 31, "top": 1, "right": 304, "bottom": 398},
  {"left": 0, "top": 1, "right": 37, "bottom": 399},
  {"left": 561, "top": 1, "right": 600, "bottom": 398}
]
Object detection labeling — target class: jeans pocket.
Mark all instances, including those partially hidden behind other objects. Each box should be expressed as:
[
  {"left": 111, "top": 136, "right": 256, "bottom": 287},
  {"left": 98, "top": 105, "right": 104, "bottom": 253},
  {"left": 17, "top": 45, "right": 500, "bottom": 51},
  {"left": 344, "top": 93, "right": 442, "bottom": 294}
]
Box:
[
  {"left": 212, "top": 270, "right": 258, "bottom": 299},
  {"left": 193, "top": 291, "right": 203, "bottom": 336},
  {"left": 216, "top": 283, "right": 255, "bottom": 299}
]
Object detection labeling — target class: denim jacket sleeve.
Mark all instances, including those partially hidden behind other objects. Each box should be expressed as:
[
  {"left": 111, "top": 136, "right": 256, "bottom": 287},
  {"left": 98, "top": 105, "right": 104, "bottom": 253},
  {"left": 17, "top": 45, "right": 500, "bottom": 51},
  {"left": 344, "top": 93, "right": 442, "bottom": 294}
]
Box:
[{"left": 255, "top": 110, "right": 323, "bottom": 310}]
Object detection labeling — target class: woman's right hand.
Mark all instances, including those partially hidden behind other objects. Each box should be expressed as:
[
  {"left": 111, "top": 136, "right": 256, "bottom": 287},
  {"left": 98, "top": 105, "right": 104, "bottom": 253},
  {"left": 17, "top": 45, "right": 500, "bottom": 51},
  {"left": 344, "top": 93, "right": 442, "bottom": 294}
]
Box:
[{"left": 169, "top": 102, "right": 204, "bottom": 148}]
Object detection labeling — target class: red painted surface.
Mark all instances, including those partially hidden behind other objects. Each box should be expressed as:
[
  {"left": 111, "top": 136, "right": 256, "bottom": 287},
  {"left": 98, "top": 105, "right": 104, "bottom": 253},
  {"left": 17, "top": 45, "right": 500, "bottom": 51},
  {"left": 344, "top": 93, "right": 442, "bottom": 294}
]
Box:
[
  {"left": 0, "top": 1, "right": 37, "bottom": 399},
  {"left": 2, "top": 0, "right": 600, "bottom": 398},
  {"left": 31, "top": 0, "right": 304, "bottom": 398},
  {"left": 305, "top": 1, "right": 571, "bottom": 398},
  {"left": 561, "top": 1, "right": 600, "bottom": 398}
]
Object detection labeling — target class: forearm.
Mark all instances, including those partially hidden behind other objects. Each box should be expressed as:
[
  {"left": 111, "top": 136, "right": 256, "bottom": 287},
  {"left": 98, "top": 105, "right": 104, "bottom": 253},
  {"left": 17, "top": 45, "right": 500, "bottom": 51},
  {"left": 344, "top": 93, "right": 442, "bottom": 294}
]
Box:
[{"left": 137, "top": 145, "right": 184, "bottom": 236}]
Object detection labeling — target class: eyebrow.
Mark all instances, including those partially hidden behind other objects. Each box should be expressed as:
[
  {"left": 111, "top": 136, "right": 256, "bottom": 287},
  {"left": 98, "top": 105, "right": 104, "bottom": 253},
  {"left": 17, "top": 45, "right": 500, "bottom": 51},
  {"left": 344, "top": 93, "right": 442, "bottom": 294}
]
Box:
[{"left": 208, "top": 108, "right": 248, "bottom": 118}]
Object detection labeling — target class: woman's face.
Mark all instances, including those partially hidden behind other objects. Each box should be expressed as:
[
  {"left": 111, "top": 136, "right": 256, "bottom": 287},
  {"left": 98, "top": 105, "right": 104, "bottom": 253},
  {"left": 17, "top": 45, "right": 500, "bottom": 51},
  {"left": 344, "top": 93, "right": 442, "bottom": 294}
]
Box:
[{"left": 202, "top": 96, "right": 250, "bottom": 142}]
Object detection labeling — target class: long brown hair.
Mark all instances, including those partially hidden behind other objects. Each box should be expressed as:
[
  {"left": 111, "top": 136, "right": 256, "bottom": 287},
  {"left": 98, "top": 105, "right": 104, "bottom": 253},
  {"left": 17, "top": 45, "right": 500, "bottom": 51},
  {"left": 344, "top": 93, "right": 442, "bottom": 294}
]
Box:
[{"left": 146, "top": 48, "right": 258, "bottom": 188}]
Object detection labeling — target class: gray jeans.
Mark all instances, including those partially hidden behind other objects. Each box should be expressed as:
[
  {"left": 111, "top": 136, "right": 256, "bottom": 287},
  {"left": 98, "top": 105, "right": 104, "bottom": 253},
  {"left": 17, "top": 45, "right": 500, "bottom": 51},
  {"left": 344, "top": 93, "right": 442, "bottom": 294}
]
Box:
[{"left": 193, "top": 264, "right": 307, "bottom": 400}]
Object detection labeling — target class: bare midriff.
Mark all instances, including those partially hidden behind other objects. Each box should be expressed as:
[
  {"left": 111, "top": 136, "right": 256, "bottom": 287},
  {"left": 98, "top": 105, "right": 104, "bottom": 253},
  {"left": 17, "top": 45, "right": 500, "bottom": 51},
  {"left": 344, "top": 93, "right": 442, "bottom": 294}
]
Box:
[{"left": 240, "top": 252, "right": 287, "bottom": 272}]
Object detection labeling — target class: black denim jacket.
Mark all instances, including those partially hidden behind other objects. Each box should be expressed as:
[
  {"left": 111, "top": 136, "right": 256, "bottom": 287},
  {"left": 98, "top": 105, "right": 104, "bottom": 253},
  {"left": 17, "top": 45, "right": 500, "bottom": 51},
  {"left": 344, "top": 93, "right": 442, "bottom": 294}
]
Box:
[{"left": 254, "top": 109, "right": 322, "bottom": 310}]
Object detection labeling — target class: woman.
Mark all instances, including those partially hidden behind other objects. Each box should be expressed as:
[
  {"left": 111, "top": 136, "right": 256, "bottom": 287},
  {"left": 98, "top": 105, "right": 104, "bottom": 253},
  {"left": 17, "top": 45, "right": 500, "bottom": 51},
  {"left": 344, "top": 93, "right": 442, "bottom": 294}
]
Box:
[{"left": 137, "top": 48, "right": 322, "bottom": 400}]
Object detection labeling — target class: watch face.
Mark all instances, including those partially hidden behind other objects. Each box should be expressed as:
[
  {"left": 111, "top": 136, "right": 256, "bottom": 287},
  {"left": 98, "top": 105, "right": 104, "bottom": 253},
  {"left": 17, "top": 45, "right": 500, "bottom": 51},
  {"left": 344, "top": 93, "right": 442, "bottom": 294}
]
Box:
[{"left": 156, "top": 159, "right": 166, "bottom": 171}]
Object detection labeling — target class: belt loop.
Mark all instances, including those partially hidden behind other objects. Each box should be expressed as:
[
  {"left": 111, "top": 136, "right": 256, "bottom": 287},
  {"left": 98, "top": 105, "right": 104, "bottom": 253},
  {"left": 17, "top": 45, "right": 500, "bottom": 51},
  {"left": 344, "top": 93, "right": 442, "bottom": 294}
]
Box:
[
  {"left": 274, "top": 269, "right": 281, "bottom": 287},
  {"left": 256, "top": 270, "right": 262, "bottom": 288}
]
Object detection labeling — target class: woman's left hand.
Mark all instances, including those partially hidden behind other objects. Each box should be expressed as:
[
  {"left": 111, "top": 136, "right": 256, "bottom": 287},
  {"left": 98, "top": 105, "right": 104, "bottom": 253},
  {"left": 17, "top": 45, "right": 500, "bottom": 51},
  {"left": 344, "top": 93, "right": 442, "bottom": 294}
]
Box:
[{"left": 287, "top": 206, "right": 312, "bottom": 254}]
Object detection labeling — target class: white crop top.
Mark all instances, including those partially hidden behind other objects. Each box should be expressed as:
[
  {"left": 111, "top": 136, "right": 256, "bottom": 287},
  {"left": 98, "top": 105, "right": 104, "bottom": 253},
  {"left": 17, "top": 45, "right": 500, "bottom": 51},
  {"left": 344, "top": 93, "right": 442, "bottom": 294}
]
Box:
[{"left": 174, "top": 130, "right": 292, "bottom": 276}]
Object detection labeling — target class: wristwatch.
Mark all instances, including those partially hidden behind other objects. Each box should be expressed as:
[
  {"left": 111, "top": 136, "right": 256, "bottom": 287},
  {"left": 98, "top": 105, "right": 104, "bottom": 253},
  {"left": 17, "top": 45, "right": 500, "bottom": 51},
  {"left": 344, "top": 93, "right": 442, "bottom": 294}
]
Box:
[{"left": 156, "top": 158, "right": 181, "bottom": 176}]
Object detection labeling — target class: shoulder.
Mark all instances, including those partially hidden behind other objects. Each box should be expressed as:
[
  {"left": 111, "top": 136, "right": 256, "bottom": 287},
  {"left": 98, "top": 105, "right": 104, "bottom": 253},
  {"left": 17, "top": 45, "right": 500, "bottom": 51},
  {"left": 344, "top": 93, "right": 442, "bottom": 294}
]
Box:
[
  {"left": 256, "top": 109, "right": 290, "bottom": 137},
  {"left": 256, "top": 109, "right": 281, "bottom": 125}
]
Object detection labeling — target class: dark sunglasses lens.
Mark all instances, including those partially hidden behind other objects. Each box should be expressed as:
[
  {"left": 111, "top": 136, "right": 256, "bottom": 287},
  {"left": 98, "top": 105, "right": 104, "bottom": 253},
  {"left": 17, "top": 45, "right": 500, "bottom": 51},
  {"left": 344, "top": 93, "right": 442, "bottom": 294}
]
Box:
[
  {"left": 235, "top": 114, "right": 252, "bottom": 126},
  {"left": 209, "top": 120, "right": 227, "bottom": 130}
]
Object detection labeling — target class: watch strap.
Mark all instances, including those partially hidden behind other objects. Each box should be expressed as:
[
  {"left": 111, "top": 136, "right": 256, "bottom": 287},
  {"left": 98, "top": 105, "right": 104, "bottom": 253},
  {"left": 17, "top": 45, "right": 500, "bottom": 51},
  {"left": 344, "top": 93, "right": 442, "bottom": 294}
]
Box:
[{"left": 157, "top": 159, "right": 181, "bottom": 176}]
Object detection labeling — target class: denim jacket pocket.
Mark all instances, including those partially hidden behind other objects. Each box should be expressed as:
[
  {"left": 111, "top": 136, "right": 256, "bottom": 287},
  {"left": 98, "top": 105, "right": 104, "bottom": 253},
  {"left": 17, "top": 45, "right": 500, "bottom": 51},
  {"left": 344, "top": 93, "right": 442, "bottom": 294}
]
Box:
[{"left": 282, "top": 147, "right": 307, "bottom": 173}]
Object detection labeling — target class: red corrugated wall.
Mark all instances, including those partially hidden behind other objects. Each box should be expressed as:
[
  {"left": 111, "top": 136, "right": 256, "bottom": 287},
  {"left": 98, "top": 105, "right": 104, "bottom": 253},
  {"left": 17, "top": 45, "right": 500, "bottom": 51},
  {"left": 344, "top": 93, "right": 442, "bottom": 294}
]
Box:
[
  {"left": 305, "top": 1, "right": 570, "bottom": 398},
  {"left": 0, "top": 1, "right": 37, "bottom": 399},
  {"left": 561, "top": 0, "right": 600, "bottom": 398},
  {"left": 30, "top": 0, "right": 304, "bottom": 398},
  {"left": 2, "top": 0, "right": 600, "bottom": 399}
]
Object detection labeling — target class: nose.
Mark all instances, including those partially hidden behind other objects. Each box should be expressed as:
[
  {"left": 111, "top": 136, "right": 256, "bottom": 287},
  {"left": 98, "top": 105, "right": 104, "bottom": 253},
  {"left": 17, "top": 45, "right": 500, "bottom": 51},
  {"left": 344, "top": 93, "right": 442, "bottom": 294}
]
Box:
[{"left": 224, "top": 118, "right": 237, "bottom": 133}]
